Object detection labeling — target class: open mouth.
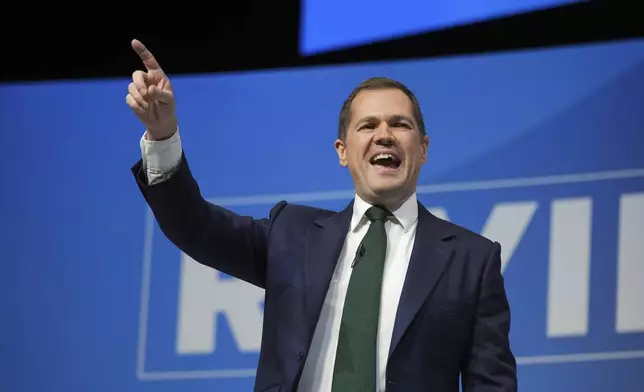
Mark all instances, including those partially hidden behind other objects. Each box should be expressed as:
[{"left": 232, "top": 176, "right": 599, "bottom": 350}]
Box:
[{"left": 369, "top": 152, "right": 402, "bottom": 170}]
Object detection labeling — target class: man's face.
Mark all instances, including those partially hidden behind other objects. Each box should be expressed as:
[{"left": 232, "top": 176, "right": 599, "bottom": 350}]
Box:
[{"left": 334, "top": 88, "right": 429, "bottom": 208}]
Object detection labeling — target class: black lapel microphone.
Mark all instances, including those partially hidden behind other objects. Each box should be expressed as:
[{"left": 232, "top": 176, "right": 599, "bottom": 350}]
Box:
[{"left": 351, "top": 243, "right": 366, "bottom": 268}]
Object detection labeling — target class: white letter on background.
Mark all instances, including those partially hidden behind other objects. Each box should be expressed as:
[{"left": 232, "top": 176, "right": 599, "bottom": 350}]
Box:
[
  {"left": 480, "top": 201, "right": 538, "bottom": 273},
  {"left": 616, "top": 192, "right": 644, "bottom": 333},
  {"left": 547, "top": 197, "right": 592, "bottom": 338},
  {"left": 175, "top": 253, "right": 264, "bottom": 354}
]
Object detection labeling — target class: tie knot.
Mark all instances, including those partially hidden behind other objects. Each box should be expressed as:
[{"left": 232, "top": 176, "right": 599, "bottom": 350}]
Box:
[{"left": 365, "top": 205, "right": 390, "bottom": 222}]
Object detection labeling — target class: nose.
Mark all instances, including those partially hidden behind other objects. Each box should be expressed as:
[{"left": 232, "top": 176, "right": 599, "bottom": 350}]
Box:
[{"left": 374, "top": 122, "right": 395, "bottom": 146}]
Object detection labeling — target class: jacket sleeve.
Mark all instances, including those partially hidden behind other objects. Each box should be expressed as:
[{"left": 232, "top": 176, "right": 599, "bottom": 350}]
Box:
[{"left": 132, "top": 153, "right": 287, "bottom": 289}]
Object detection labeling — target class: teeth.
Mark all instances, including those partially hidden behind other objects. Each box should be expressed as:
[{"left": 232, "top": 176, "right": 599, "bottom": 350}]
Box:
[{"left": 374, "top": 153, "right": 393, "bottom": 161}]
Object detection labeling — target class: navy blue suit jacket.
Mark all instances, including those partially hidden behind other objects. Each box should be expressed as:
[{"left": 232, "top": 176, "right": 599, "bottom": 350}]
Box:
[{"left": 132, "top": 155, "right": 517, "bottom": 392}]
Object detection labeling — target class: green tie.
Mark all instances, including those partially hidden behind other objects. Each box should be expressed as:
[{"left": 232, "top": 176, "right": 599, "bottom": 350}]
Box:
[{"left": 332, "top": 205, "right": 390, "bottom": 392}]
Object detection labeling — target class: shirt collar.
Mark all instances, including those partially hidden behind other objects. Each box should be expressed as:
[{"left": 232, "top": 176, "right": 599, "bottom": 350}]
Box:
[{"left": 350, "top": 192, "right": 419, "bottom": 234}]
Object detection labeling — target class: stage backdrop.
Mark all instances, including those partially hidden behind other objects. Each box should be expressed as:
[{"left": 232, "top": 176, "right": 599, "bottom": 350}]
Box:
[
  {"left": 300, "top": 0, "right": 581, "bottom": 54},
  {"left": 1, "top": 38, "right": 643, "bottom": 392}
]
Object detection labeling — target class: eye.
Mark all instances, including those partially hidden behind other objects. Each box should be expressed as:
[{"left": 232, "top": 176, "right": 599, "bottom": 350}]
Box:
[
  {"left": 394, "top": 122, "right": 411, "bottom": 129},
  {"left": 360, "top": 123, "right": 376, "bottom": 130}
]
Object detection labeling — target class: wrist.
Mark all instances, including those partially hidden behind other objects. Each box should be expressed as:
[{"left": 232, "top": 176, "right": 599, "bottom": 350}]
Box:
[{"left": 145, "top": 127, "right": 177, "bottom": 141}]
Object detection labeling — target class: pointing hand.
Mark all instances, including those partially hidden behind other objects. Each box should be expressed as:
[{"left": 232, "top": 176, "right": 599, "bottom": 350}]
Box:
[{"left": 126, "top": 39, "right": 178, "bottom": 140}]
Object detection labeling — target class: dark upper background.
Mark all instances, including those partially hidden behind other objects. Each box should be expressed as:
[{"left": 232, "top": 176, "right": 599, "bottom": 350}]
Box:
[{"left": 1, "top": 1, "right": 642, "bottom": 83}]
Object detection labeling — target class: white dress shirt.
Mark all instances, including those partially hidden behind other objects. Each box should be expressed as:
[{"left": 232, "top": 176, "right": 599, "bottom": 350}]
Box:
[
  {"left": 297, "top": 192, "right": 418, "bottom": 392},
  {"left": 140, "top": 130, "right": 419, "bottom": 391}
]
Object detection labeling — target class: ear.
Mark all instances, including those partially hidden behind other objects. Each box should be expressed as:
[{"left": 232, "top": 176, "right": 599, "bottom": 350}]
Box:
[
  {"left": 334, "top": 138, "right": 348, "bottom": 167},
  {"left": 420, "top": 135, "right": 429, "bottom": 164}
]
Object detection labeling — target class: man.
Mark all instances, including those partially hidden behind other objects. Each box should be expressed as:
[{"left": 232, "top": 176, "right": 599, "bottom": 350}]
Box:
[{"left": 127, "top": 39, "right": 517, "bottom": 392}]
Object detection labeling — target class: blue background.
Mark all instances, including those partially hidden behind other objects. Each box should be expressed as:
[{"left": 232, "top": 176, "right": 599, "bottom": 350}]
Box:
[
  {"left": 300, "top": 0, "right": 582, "bottom": 54},
  {"left": 1, "top": 37, "right": 644, "bottom": 391}
]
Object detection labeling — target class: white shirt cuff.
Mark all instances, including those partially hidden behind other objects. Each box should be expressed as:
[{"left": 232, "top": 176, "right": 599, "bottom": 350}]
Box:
[{"left": 140, "top": 129, "right": 182, "bottom": 185}]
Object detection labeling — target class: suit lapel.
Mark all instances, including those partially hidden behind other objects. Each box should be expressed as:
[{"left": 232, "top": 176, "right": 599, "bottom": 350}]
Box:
[
  {"left": 389, "top": 203, "right": 456, "bottom": 358},
  {"left": 303, "top": 202, "right": 353, "bottom": 335}
]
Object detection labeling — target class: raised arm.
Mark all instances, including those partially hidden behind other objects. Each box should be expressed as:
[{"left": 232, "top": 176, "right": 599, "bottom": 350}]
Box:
[{"left": 126, "top": 39, "right": 282, "bottom": 288}]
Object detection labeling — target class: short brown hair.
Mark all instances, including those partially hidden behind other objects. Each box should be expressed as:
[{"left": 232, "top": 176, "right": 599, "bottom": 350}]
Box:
[{"left": 337, "top": 77, "right": 426, "bottom": 140}]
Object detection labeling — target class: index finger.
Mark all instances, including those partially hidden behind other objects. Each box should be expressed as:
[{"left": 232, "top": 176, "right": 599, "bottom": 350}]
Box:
[{"left": 131, "top": 39, "right": 161, "bottom": 71}]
